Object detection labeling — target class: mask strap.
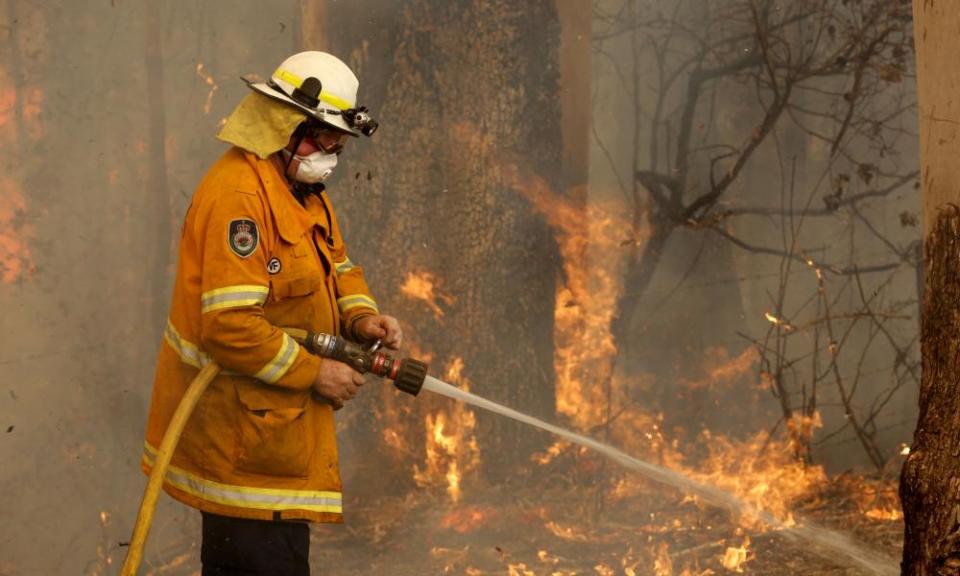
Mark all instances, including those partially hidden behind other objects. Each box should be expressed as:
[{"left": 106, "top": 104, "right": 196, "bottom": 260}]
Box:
[{"left": 283, "top": 127, "right": 307, "bottom": 181}]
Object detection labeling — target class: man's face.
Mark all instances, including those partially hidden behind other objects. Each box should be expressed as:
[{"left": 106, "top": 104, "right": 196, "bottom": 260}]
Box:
[{"left": 284, "top": 122, "right": 348, "bottom": 180}]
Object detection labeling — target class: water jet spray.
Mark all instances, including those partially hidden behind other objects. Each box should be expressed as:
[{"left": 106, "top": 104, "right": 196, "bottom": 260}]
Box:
[{"left": 419, "top": 374, "right": 901, "bottom": 576}]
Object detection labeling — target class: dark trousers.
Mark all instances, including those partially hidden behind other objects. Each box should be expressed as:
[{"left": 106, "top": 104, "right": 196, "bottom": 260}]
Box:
[{"left": 201, "top": 512, "right": 310, "bottom": 576}]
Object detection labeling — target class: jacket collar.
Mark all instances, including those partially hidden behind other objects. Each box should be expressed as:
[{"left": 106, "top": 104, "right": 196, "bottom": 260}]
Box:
[{"left": 243, "top": 151, "right": 328, "bottom": 243}]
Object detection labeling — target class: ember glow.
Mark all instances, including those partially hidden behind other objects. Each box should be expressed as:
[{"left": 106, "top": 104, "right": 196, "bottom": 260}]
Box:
[
  {"left": 196, "top": 62, "right": 219, "bottom": 115},
  {"left": 0, "top": 88, "right": 14, "bottom": 129},
  {"left": 0, "top": 85, "right": 45, "bottom": 142},
  {"left": 764, "top": 311, "right": 794, "bottom": 332},
  {"left": 0, "top": 177, "right": 34, "bottom": 284}
]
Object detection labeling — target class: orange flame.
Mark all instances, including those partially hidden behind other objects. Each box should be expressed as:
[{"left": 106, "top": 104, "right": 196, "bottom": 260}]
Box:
[
  {"left": 537, "top": 549, "right": 559, "bottom": 566},
  {"left": 503, "top": 166, "right": 643, "bottom": 431},
  {"left": 400, "top": 271, "right": 454, "bottom": 318},
  {"left": 785, "top": 411, "right": 823, "bottom": 460},
  {"left": 532, "top": 439, "right": 568, "bottom": 466},
  {"left": 508, "top": 563, "right": 537, "bottom": 576},
  {"left": 594, "top": 563, "right": 616, "bottom": 576},
  {"left": 681, "top": 346, "right": 759, "bottom": 390},
  {"left": 834, "top": 473, "right": 903, "bottom": 522},
  {"left": 686, "top": 431, "right": 826, "bottom": 526},
  {"left": 413, "top": 357, "right": 480, "bottom": 501},
  {"left": 377, "top": 343, "right": 433, "bottom": 460},
  {"left": 721, "top": 537, "right": 750, "bottom": 572},
  {"left": 440, "top": 505, "right": 493, "bottom": 533},
  {"left": 865, "top": 507, "right": 903, "bottom": 521},
  {"left": 652, "top": 542, "right": 673, "bottom": 576},
  {"left": 543, "top": 520, "right": 589, "bottom": 542},
  {"left": 504, "top": 165, "right": 826, "bottom": 527}
]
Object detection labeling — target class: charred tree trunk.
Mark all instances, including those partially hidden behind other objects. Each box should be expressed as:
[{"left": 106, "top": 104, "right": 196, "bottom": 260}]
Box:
[
  {"left": 900, "top": 207, "right": 960, "bottom": 574},
  {"left": 900, "top": 1, "right": 960, "bottom": 573},
  {"left": 326, "top": 1, "right": 563, "bottom": 480}
]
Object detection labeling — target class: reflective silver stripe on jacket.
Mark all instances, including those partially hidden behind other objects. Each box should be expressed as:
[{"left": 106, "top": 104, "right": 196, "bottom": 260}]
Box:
[
  {"left": 164, "top": 320, "right": 211, "bottom": 369},
  {"left": 254, "top": 332, "right": 299, "bottom": 384},
  {"left": 201, "top": 285, "right": 269, "bottom": 314},
  {"left": 336, "top": 294, "right": 379, "bottom": 314},
  {"left": 142, "top": 443, "right": 342, "bottom": 513},
  {"left": 334, "top": 258, "right": 356, "bottom": 276}
]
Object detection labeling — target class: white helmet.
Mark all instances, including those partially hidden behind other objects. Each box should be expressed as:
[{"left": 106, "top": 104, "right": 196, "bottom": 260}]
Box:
[{"left": 246, "top": 51, "right": 378, "bottom": 137}]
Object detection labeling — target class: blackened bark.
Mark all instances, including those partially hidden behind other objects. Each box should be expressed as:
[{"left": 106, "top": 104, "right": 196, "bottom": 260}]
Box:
[{"left": 901, "top": 207, "right": 960, "bottom": 575}]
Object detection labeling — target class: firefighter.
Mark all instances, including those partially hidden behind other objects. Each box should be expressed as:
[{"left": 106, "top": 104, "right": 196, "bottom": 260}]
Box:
[{"left": 141, "top": 51, "right": 398, "bottom": 575}]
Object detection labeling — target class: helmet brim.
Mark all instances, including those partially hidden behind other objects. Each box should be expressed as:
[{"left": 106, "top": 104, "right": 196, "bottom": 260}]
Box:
[{"left": 245, "top": 80, "right": 360, "bottom": 137}]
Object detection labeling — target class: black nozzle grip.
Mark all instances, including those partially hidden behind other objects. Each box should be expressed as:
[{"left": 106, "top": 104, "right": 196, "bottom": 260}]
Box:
[{"left": 394, "top": 359, "right": 427, "bottom": 396}]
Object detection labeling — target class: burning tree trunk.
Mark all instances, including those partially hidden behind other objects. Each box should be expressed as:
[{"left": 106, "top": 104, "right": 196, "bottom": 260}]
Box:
[
  {"left": 900, "top": 1, "right": 960, "bottom": 572},
  {"left": 326, "top": 1, "right": 564, "bottom": 479}
]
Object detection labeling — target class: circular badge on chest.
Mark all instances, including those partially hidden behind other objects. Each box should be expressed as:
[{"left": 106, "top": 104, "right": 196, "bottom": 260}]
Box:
[{"left": 267, "top": 257, "right": 282, "bottom": 275}]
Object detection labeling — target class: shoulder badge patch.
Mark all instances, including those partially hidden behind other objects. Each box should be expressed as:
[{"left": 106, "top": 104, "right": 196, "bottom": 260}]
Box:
[{"left": 228, "top": 218, "right": 259, "bottom": 258}]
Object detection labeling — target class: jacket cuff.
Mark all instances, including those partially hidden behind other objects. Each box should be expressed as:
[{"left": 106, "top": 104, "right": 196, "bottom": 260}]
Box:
[
  {"left": 275, "top": 347, "right": 322, "bottom": 391},
  {"left": 345, "top": 310, "right": 378, "bottom": 343}
]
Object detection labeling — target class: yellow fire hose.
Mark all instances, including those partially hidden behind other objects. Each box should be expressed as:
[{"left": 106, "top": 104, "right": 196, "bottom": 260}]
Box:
[
  {"left": 120, "top": 361, "right": 221, "bottom": 576},
  {"left": 119, "top": 328, "right": 426, "bottom": 575}
]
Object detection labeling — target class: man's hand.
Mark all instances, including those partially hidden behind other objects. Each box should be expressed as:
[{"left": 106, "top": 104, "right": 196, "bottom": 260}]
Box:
[
  {"left": 312, "top": 359, "right": 365, "bottom": 410},
  {"left": 354, "top": 315, "right": 403, "bottom": 350}
]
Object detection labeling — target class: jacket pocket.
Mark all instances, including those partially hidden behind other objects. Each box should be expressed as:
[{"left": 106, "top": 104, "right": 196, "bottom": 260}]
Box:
[
  {"left": 234, "top": 382, "right": 314, "bottom": 478},
  {"left": 269, "top": 267, "right": 324, "bottom": 301}
]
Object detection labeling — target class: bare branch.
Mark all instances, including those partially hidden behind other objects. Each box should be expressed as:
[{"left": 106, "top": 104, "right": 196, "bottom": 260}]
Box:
[
  {"left": 718, "top": 170, "right": 918, "bottom": 218},
  {"left": 708, "top": 225, "right": 905, "bottom": 276}
]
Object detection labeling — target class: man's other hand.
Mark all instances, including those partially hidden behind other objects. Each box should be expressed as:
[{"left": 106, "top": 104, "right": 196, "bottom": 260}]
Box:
[
  {"left": 312, "top": 359, "right": 365, "bottom": 410},
  {"left": 354, "top": 315, "right": 403, "bottom": 350}
]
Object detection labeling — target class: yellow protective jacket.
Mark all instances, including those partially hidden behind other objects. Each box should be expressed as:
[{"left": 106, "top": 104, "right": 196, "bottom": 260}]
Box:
[{"left": 141, "top": 147, "right": 378, "bottom": 523}]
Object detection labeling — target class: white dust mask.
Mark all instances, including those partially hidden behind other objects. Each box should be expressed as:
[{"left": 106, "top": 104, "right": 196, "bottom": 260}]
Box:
[{"left": 286, "top": 150, "right": 338, "bottom": 184}]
